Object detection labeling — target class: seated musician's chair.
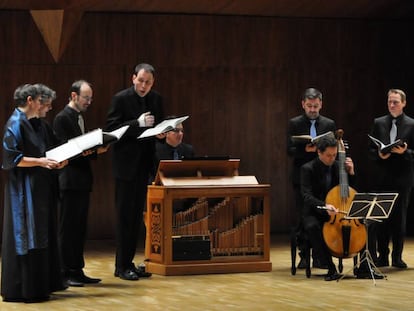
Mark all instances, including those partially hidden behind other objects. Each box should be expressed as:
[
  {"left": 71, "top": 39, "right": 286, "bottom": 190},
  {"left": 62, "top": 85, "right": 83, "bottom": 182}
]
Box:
[
  {"left": 290, "top": 223, "right": 343, "bottom": 278},
  {"left": 290, "top": 224, "right": 312, "bottom": 277}
]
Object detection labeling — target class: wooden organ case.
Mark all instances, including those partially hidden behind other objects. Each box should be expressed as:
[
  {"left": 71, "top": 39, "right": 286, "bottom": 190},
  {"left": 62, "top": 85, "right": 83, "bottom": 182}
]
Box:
[{"left": 145, "top": 159, "right": 272, "bottom": 275}]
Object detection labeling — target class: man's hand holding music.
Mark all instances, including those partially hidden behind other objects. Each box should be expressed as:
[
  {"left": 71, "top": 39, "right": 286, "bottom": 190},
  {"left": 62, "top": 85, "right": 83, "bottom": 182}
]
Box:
[
  {"left": 82, "top": 149, "right": 94, "bottom": 157},
  {"left": 305, "top": 143, "right": 317, "bottom": 153},
  {"left": 97, "top": 145, "right": 110, "bottom": 154},
  {"left": 391, "top": 142, "right": 407, "bottom": 154},
  {"left": 138, "top": 111, "right": 154, "bottom": 127},
  {"left": 56, "top": 160, "right": 68, "bottom": 169},
  {"left": 156, "top": 132, "right": 167, "bottom": 139}
]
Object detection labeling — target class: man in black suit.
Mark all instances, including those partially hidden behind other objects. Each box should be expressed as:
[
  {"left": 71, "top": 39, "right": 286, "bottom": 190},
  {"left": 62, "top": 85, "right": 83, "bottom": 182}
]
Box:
[
  {"left": 53, "top": 80, "right": 104, "bottom": 286},
  {"left": 301, "top": 135, "right": 355, "bottom": 281},
  {"left": 155, "top": 119, "right": 194, "bottom": 163},
  {"left": 106, "top": 63, "right": 164, "bottom": 280},
  {"left": 368, "top": 89, "right": 414, "bottom": 269},
  {"left": 287, "top": 88, "right": 336, "bottom": 268}
]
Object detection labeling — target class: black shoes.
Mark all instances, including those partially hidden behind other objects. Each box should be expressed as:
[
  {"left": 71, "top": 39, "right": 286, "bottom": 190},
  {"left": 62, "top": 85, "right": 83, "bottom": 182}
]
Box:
[
  {"left": 66, "top": 278, "right": 84, "bottom": 287},
  {"left": 65, "top": 270, "right": 101, "bottom": 287},
  {"left": 357, "top": 272, "right": 384, "bottom": 279},
  {"left": 324, "top": 271, "right": 341, "bottom": 281},
  {"left": 356, "top": 270, "right": 384, "bottom": 279},
  {"left": 114, "top": 263, "right": 152, "bottom": 280},
  {"left": 135, "top": 263, "right": 152, "bottom": 278},
  {"left": 392, "top": 259, "right": 408, "bottom": 269},
  {"left": 375, "top": 257, "right": 390, "bottom": 267},
  {"left": 79, "top": 273, "right": 102, "bottom": 284},
  {"left": 114, "top": 269, "right": 140, "bottom": 281},
  {"left": 376, "top": 256, "right": 408, "bottom": 268}
]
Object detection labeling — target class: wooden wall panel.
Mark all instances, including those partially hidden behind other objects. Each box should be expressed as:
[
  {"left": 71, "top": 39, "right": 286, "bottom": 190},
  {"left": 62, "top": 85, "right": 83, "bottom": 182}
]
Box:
[
  {"left": 141, "top": 14, "right": 216, "bottom": 67},
  {"left": 0, "top": 11, "right": 55, "bottom": 63},
  {"left": 1, "top": 10, "right": 414, "bottom": 240},
  {"left": 61, "top": 13, "right": 137, "bottom": 65}
]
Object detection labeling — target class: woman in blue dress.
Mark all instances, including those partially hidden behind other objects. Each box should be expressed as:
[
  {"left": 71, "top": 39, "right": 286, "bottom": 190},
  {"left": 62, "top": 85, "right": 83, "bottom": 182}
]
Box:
[{"left": 1, "top": 84, "right": 66, "bottom": 302}]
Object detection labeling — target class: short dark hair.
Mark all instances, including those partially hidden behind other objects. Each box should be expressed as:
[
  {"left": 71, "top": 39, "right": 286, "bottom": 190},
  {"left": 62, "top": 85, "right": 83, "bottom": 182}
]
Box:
[
  {"left": 316, "top": 135, "right": 337, "bottom": 152},
  {"left": 302, "top": 88, "right": 322, "bottom": 101},
  {"left": 69, "top": 80, "right": 92, "bottom": 96},
  {"left": 133, "top": 63, "right": 155, "bottom": 76}
]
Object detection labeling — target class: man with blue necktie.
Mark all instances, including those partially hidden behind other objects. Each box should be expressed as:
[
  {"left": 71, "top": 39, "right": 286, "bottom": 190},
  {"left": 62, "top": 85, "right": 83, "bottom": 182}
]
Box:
[
  {"left": 287, "top": 87, "right": 336, "bottom": 269},
  {"left": 368, "top": 89, "right": 414, "bottom": 269}
]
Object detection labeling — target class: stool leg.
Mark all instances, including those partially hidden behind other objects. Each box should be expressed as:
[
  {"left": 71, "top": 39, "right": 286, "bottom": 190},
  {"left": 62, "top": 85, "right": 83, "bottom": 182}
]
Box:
[
  {"left": 338, "top": 258, "right": 343, "bottom": 273},
  {"left": 291, "top": 229, "right": 297, "bottom": 275}
]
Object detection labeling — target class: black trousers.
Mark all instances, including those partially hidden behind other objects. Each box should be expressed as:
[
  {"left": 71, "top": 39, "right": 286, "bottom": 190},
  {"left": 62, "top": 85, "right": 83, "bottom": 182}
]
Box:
[
  {"left": 377, "top": 186, "right": 411, "bottom": 260},
  {"left": 58, "top": 189, "right": 90, "bottom": 274},
  {"left": 303, "top": 215, "right": 336, "bottom": 272},
  {"left": 114, "top": 175, "right": 149, "bottom": 272},
  {"left": 294, "top": 185, "right": 321, "bottom": 262}
]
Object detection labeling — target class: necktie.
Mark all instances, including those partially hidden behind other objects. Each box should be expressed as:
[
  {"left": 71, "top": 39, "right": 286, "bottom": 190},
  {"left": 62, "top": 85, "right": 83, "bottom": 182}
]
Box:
[
  {"left": 390, "top": 119, "right": 397, "bottom": 143},
  {"left": 325, "top": 166, "right": 332, "bottom": 191},
  {"left": 310, "top": 120, "right": 317, "bottom": 138},
  {"left": 173, "top": 148, "right": 179, "bottom": 160},
  {"left": 78, "top": 114, "right": 85, "bottom": 134}
]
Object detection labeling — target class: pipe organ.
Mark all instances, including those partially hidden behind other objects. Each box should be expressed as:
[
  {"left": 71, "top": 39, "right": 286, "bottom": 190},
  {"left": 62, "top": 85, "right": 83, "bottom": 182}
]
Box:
[{"left": 145, "top": 159, "right": 272, "bottom": 275}]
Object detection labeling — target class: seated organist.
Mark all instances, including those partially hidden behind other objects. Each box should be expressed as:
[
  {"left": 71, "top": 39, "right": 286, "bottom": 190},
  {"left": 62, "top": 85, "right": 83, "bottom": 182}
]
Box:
[
  {"left": 155, "top": 116, "right": 194, "bottom": 163},
  {"left": 153, "top": 117, "right": 195, "bottom": 212}
]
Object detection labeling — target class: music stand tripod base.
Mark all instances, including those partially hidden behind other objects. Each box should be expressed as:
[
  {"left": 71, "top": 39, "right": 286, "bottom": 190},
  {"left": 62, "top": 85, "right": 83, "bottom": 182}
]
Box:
[{"left": 337, "top": 192, "right": 398, "bottom": 285}]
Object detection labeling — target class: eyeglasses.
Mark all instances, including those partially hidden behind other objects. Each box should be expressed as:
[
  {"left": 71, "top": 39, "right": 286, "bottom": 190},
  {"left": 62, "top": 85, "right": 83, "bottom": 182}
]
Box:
[
  {"left": 80, "top": 95, "right": 93, "bottom": 102},
  {"left": 171, "top": 128, "right": 184, "bottom": 133}
]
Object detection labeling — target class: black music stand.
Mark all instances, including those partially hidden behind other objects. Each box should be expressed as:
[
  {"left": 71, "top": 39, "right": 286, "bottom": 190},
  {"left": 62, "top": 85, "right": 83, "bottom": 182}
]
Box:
[{"left": 339, "top": 192, "right": 398, "bottom": 285}]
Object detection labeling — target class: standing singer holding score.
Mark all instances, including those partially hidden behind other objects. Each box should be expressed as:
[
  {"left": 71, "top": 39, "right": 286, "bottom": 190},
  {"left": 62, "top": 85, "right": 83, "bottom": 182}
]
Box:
[
  {"left": 106, "top": 63, "right": 164, "bottom": 281},
  {"left": 53, "top": 80, "right": 105, "bottom": 287},
  {"left": 287, "top": 88, "right": 336, "bottom": 268},
  {"left": 368, "top": 89, "right": 414, "bottom": 269}
]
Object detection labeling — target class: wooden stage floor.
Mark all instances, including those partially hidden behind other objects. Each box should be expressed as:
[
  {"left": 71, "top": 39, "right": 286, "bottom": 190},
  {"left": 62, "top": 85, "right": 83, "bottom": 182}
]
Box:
[{"left": 1, "top": 235, "right": 414, "bottom": 310}]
